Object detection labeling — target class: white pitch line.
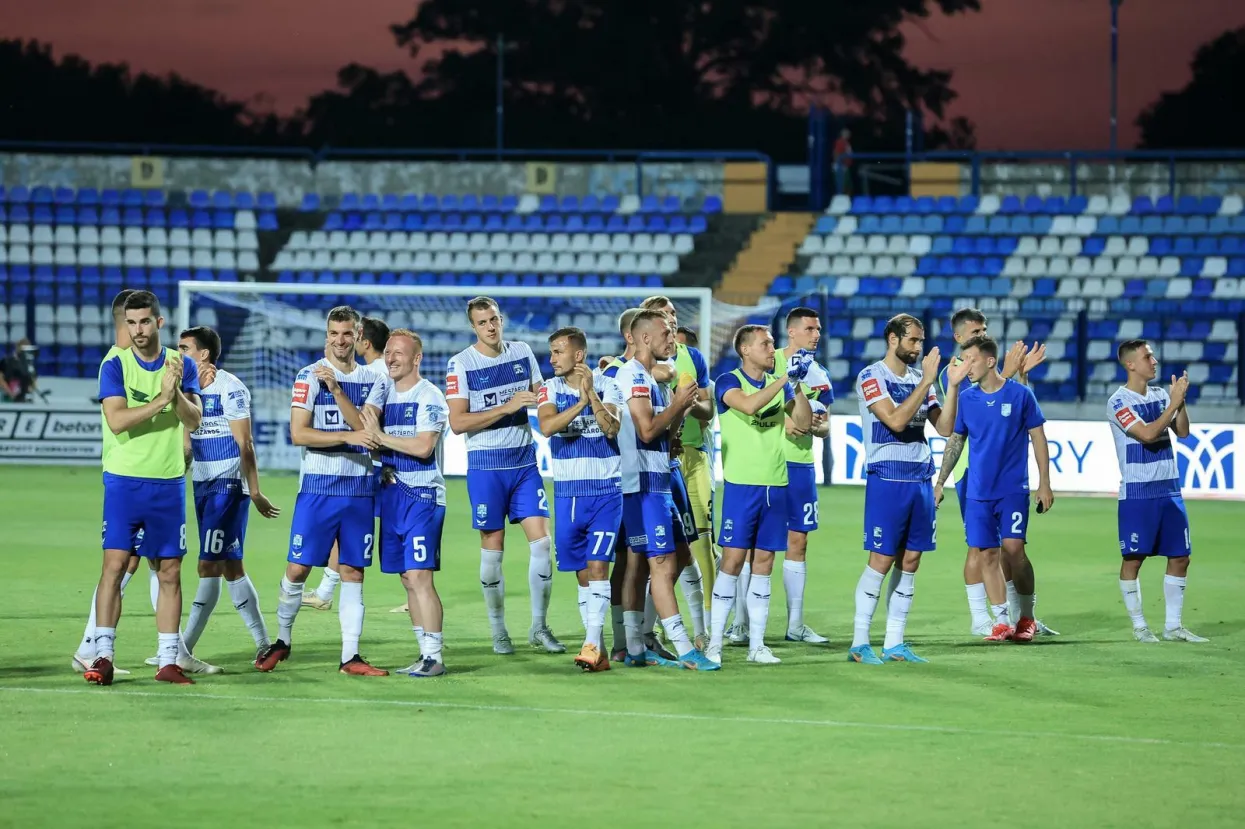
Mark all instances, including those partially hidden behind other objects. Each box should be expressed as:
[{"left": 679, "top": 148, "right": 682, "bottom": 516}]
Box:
[{"left": 2, "top": 686, "right": 1236, "bottom": 750}]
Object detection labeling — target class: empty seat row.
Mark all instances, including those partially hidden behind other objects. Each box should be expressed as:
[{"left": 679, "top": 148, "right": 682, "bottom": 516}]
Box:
[
  {"left": 0, "top": 246, "right": 259, "bottom": 270},
  {"left": 300, "top": 192, "right": 722, "bottom": 216},
  {"left": 271, "top": 249, "right": 681, "bottom": 275},
  {"left": 813, "top": 213, "right": 1245, "bottom": 238},
  {"left": 321, "top": 210, "right": 711, "bottom": 235},
  {"left": 0, "top": 226, "right": 258, "bottom": 250},
  {"left": 0, "top": 207, "right": 264, "bottom": 230},
  {"left": 285, "top": 230, "right": 696, "bottom": 256},
  {"left": 824, "top": 193, "right": 1245, "bottom": 218}
]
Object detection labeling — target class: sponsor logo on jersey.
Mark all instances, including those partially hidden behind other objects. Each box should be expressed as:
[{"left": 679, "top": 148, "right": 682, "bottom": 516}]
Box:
[
  {"left": 292, "top": 382, "right": 309, "bottom": 404},
  {"left": 446, "top": 374, "right": 460, "bottom": 395},
  {"left": 537, "top": 385, "right": 549, "bottom": 405},
  {"left": 1114, "top": 407, "right": 1136, "bottom": 429},
  {"left": 324, "top": 409, "right": 341, "bottom": 426},
  {"left": 861, "top": 378, "right": 882, "bottom": 402}
]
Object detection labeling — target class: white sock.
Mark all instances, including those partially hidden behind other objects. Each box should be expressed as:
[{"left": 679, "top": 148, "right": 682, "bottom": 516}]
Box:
[
  {"left": 709, "top": 571, "right": 738, "bottom": 648},
  {"left": 479, "top": 549, "right": 506, "bottom": 635},
  {"left": 528, "top": 537, "right": 553, "bottom": 629},
  {"left": 734, "top": 561, "right": 751, "bottom": 627},
  {"left": 885, "top": 565, "right": 902, "bottom": 609},
  {"left": 746, "top": 574, "right": 772, "bottom": 651},
  {"left": 991, "top": 603, "right": 1010, "bottom": 628},
  {"left": 851, "top": 567, "right": 885, "bottom": 648},
  {"left": 1018, "top": 593, "right": 1035, "bottom": 620},
  {"left": 95, "top": 626, "right": 117, "bottom": 660},
  {"left": 966, "top": 582, "right": 990, "bottom": 626},
  {"left": 1005, "top": 580, "right": 1019, "bottom": 622},
  {"left": 1119, "top": 579, "right": 1147, "bottom": 629},
  {"left": 586, "top": 580, "right": 610, "bottom": 650},
  {"left": 577, "top": 585, "right": 590, "bottom": 632},
  {"left": 642, "top": 582, "right": 657, "bottom": 636},
  {"left": 338, "top": 581, "right": 364, "bottom": 663},
  {"left": 119, "top": 569, "right": 134, "bottom": 597},
  {"left": 883, "top": 571, "right": 916, "bottom": 651},
  {"left": 424, "top": 630, "right": 444, "bottom": 663},
  {"left": 661, "top": 614, "right": 694, "bottom": 656},
  {"left": 611, "top": 605, "right": 626, "bottom": 653},
  {"left": 623, "top": 610, "right": 645, "bottom": 657},
  {"left": 227, "top": 575, "right": 270, "bottom": 648},
  {"left": 783, "top": 559, "right": 807, "bottom": 633},
  {"left": 277, "top": 576, "right": 304, "bottom": 644},
  {"left": 148, "top": 567, "right": 159, "bottom": 612},
  {"left": 182, "top": 576, "right": 222, "bottom": 653},
  {"left": 78, "top": 587, "right": 100, "bottom": 659},
  {"left": 157, "top": 632, "right": 179, "bottom": 668},
  {"left": 412, "top": 625, "right": 425, "bottom": 659},
  {"left": 314, "top": 567, "right": 340, "bottom": 603},
  {"left": 678, "top": 562, "right": 706, "bottom": 638},
  {"left": 1163, "top": 575, "right": 1186, "bottom": 631}
]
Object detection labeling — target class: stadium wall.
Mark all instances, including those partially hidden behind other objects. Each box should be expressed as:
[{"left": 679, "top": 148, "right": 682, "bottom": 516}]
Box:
[
  {"left": 4, "top": 401, "right": 1241, "bottom": 500},
  {"left": 0, "top": 152, "right": 730, "bottom": 204}
]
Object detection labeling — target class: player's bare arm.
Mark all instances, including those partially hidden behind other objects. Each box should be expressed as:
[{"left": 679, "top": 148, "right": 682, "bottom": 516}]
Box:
[
  {"left": 932, "top": 357, "right": 971, "bottom": 437},
  {"left": 536, "top": 388, "right": 589, "bottom": 438},
  {"left": 1030, "top": 425, "right": 1055, "bottom": 513},
  {"left": 687, "top": 385, "right": 713, "bottom": 423},
  {"left": 869, "top": 347, "right": 941, "bottom": 433},
  {"left": 183, "top": 428, "right": 193, "bottom": 473},
  {"left": 365, "top": 409, "right": 438, "bottom": 459},
  {"left": 580, "top": 368, "right": 620, "bottom": 438},
  {"left": 447, "top": 390, "right": 538, "bottom": 435},
  {"left": 630, "top": 381, "right": 696, "bottom": 443},
  {"left": 651, "top": 364, "right": 675, "bottom": 384},
  {"left": 289, "top": 406, "right": 377, "bottom": 449},
  {"left": 101, "top": 384, "right": 178, "bottom": 435},
  {"left": 721, "top": 375, "right": 789, "bottom": 417},
  {"left": 165, "top": 357, "right": 203, "bottom": 432},
  {"left": 808, "top": 409, "right": 830, "bottom": 438},
  {"left": 786, "top": 385, "right": 813, "bottom": 432},
  {"left": 313, "top": 364, "right": 367, "bottom": 431},
  {"left": 1123, "top": 377, "right": 1187, "bottom": 444},
  {"left": 1172, "top": 372, "right": 1192, "bottom": 438},
  {"left": 934, "top": 432, "right": 965, "bottom": 508},
  {"left": 228, "top": 416, "right": 280, "bottom": 518}
]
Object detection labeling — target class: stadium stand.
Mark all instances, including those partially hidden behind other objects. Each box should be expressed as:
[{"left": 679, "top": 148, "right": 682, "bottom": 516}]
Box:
[{"left": 770, "top": 193, "right": 1245, "bottom": 404}]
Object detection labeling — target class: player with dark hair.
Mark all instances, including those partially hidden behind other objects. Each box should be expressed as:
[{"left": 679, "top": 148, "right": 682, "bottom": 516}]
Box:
[{"left": 1109, "top": 340, "right": 1205, "bottom": 643}]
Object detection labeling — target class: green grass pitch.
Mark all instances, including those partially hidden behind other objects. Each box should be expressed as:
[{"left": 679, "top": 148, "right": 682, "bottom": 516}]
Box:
[{"left": 2, "top": 465, "right": 1243, "bottom": 828}]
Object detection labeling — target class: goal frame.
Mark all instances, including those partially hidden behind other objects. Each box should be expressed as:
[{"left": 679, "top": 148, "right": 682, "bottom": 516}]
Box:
[{"left": 176, "top": 281, "right": 714, "bottom": 345}]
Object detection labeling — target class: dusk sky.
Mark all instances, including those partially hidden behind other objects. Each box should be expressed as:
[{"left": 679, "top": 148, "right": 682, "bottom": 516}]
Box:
[{"left": 2, "top": 0, "right": 1242, "bottom": 150}]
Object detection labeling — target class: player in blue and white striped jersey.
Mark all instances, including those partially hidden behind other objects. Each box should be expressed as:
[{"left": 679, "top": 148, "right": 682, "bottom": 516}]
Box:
[
  {"left": 536, "top": 326, "right": 625, "bottom": 673},
  {"left": 1109, "top": 339, "right": 1206, "bottom": 644},
  {"left": 447, "top": 296, "right": 562, "bottom": 656},
  {"left": 257, "top": 305, "right": 390, "bottom": 676},
  {"left": 304, "top": 315, "right": 393, "bottom": 612},
  {"left": 361, "top": 328, "right": 450, "bottom": 677},
  {"left": 177, "top": 327, "right": 280, "bottom": 666},
  {"left": 849, "top": 314, "right": 957, "bottom": 665}
]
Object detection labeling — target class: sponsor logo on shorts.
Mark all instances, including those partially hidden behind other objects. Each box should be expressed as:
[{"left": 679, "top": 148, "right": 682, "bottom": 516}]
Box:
[{"left": 628, "top": 534, "right": 647, "bottom": 547}]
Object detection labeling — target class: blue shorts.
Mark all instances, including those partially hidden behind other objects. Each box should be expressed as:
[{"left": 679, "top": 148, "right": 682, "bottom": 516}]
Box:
[
  {"left": 378, "top": 485, "right": 445, "bottom": 573},
  {"left": 669, "top": 465, "right": 698, "bottom": 545},
  {"left": 194, "top": 489, "right": 250, "bottom": 561},
  {"left": 955, "top": 474, "right": 969, "bottom": 523},
  {"left": 863, "top": 474, "right": 936, "bottom": 556},
  {"left": 554, "top": 493, "right": 623, "bottom": 572},
  {"left": 1119, "top": 496, "right": 1192, "bottom": 558},
  {"left": 467, "top": 464, "right": 548, "bottom": 531},
  {"left": 622, "top": 491, "right": 680, "bottom": 557},
  {"left": 102, "top": 473, "right": 187, "bottom": 559},
  {"left": 288, "top": 492, "right": 375, "bottom": 568},
  {"left": 786, "top": 463, "right": 818, "bottom": 533},
  {"left": 964, "top": 493, "right": 1030, "bottom": 549},
  {"left": 719, "top": 482, "right": 788, "bottom": 552}
]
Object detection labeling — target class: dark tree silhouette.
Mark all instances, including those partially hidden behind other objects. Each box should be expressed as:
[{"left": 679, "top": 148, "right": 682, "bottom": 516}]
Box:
[
  {"left": 298, "top": 0, "right": 980, "bottom": 158},
  {"left": 1137, "top": 27, "right": 1245, "bottom": 149},
  {"left": 0, "top": 39, "right": 294, "bottom": 145}
]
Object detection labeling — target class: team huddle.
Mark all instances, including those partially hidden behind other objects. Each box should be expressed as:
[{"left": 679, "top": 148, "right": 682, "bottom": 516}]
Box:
[{"left": 73, "top": 289, "right": 1208, "bottom": 685}]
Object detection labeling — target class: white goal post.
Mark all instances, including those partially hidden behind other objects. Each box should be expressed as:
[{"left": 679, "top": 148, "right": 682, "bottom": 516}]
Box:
[{"left": 176, "top": 281, "right": 715, "bottom": 474}]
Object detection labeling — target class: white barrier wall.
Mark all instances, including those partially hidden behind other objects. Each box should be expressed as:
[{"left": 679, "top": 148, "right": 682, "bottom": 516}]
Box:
[{"left": 4, "top": 403, "right": 1242, "bottom": 500}]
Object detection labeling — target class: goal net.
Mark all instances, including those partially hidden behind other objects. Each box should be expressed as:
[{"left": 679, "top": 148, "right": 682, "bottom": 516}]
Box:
[{"left": 176, "top": 281, "right": 742, "bottom": 473}]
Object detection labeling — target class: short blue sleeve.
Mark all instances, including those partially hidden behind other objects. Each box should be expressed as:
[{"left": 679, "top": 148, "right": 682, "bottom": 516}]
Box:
[
  {"left": 98, "top": 357, "right": 125, "bottom": 400},
  {"left": 954, "top": 396, "right": 968, "bottom": 436},
  {"left": 181, "top": 355, "right": 200, "bottom": 395},
  {"left": 1022, "top": 385, "right": 1045, "bottom": 430},
  {"left": 823, "top": 381, "right": 835, "bottom": 405},
  {"left": 689, "top": 346, "right": 709, "bottom": 387},
  {"left": 602, "top": 364, "right": 619, "bottom": 379},
  {"left": 714, "top": 372, "right": 742, "bottom": 414}
]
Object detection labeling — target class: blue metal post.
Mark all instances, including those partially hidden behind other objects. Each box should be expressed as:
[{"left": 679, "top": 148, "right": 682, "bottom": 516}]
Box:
[
  {"left": 496, "top": 34, "right": 505, "bottom": 157},
  {"left": 1076, "top": 309, "right": 1090, "bottom": 401},
  {"left": 1110, "top": 0, "right": 1121, "bottom": 152}
]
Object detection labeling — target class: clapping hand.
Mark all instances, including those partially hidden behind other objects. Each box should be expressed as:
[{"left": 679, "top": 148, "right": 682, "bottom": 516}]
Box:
[
  {"left": 1022, "top": 342, "right": 1047, "bottom": 375},
  {"left": 313, "top": 364, "right": 341, "bottom": 394},
  {"left": 920, "top": 346, "right": 942, "bottom": 380},
  {"left": 1169, "top": 371, "right": 1190, "bottom": 408},
  {"left": 1001, "top": 341, "right": 1028, "bottom": 380},
  {"left": 508, "top": 390, "right": 539, "bottom": 413},
  {"left": 947, "top": 356, "right": 972, "bottom": 385},
  {"left": 198, "top": 362, "right": 217, "bottom": 389}
]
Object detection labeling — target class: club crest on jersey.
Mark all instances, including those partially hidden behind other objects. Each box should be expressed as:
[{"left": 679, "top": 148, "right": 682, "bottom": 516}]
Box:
[
  {"left": 426, "top": 404, "right": 444, "bottom": 422},
  {"left": 404, "top": 406, "right": 415, "bottom": 419},
  {"left": 1001, "top": 403, "right": 1012, "bottom": 417},
  {"left": 203, "top": 397, "right": 220, "bottom": 416},
  {"left": 513, "top": 364, "right": 526, "bottom": 376}
]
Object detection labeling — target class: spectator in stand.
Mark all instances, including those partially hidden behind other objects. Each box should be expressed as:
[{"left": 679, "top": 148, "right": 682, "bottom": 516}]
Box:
[
  {"left": 1, "top": 339, "right": 38, "bottom": 402},
  {"left": 833, "top": 128, "right": 853, "bottom": 196}
]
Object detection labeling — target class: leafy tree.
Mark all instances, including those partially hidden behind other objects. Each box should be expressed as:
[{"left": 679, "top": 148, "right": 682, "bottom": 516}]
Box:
[{"left": 1137, "top": 27, "right": 1245, "bottom": 149}]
